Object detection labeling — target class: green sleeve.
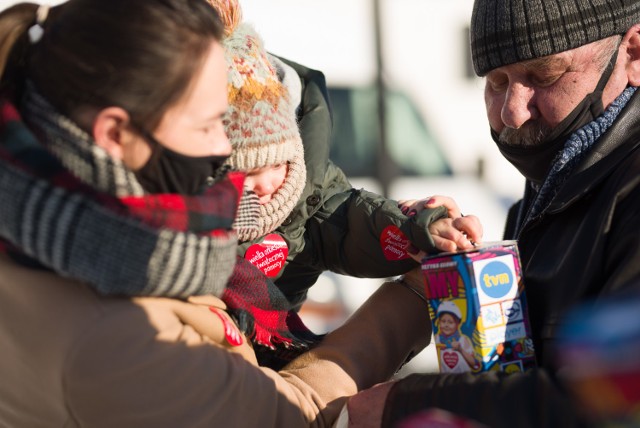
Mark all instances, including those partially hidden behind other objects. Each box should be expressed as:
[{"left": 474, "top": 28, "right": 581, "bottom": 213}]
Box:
[{"left": 306, "top": 186, "right": 447, "bottom": 278}]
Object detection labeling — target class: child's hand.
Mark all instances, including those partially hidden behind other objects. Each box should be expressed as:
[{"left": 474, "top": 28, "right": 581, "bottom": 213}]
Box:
[
  {"left": 398, "top": 195, "right": 483, "bottom": 260},
  {"left": 429, "top": 215, "right": 482, "bottom": 253}
]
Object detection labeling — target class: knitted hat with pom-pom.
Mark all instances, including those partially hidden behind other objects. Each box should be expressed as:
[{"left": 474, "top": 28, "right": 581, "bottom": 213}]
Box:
[{"left": 207, "top": 0, "right": 306, "bottom": 241}]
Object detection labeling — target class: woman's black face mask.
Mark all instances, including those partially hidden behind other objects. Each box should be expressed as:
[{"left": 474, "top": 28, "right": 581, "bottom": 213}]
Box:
[
  {"left": 133, "top": 129, "right": 230, "bottom": 195},
  {"left": 492, "top": 43, "right": 620, "bottom": 185}
]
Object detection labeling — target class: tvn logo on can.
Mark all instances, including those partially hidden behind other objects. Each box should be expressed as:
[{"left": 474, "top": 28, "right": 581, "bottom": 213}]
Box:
[{"left": 475, "top": 255, "right": 517, "bottom": 303}]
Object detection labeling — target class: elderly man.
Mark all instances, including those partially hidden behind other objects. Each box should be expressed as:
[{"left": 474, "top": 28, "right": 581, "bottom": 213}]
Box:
[{"left": 344, "top": 0, "right": 640, "bottom": 427}]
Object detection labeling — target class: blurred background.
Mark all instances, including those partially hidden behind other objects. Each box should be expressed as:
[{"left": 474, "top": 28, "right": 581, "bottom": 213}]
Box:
[{"left": 0, "top": 0, "right": 525, "bottom": 374}]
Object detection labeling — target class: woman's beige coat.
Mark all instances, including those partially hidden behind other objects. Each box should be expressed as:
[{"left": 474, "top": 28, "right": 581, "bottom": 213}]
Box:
[{"left": 0, "top": 254, "right": 429, "bottom": 427}]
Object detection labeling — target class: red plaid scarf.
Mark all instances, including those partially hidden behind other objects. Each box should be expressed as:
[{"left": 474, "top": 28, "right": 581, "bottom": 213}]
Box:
[
  {"left": 122, "top": 193, "right": 317, "bottom": 350},
  {"left": 0, "top": 96, "right": 319, "bottom": 352}
]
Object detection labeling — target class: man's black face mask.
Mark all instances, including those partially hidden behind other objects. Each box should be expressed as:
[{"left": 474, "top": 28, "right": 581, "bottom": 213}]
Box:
[{"left": 492, "top": 44, "right": 620, "bottom": 185}]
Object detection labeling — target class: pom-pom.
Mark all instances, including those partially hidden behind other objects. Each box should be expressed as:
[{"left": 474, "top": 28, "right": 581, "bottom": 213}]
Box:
[{"left": 207, "top": 0, "right": 243, "bottom": 36}]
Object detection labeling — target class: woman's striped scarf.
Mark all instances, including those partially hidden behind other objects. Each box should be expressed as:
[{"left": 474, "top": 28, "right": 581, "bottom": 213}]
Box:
[{"left": 0, "top": 87, "right": 319, "bottom": 352}]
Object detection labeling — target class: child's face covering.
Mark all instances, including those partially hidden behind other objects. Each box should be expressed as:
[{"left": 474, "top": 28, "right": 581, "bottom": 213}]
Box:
[{"left": 244, "top": 163, "right": 288, "bottom": 204}]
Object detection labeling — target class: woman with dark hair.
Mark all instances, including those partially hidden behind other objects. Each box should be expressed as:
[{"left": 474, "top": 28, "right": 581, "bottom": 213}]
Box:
[{"left": 0, "top": 1, "right": 431, "bottom": 426}]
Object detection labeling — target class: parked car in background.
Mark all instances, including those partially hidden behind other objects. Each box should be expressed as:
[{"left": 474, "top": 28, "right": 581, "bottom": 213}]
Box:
[
  {"left": 326, "top": 83, "right": 513, "bottom": 228},
  {"left": 328, "top": 85, "right": 451, "bottom": 179}
]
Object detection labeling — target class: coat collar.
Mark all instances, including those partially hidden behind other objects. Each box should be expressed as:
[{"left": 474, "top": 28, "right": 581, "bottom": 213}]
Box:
[{"left": 546, "top": 89, "right": 640, "bottom": 213}]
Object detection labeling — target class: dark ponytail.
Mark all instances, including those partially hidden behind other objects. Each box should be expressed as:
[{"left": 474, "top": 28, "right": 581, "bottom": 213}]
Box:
[{"left": 0, "top": 3, "right": 42, "bottom": 98}]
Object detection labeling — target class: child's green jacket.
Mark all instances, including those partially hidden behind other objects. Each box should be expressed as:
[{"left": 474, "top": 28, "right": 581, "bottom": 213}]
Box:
[{"left": 237, "top": 59, "right": 447, "bottom": 310}]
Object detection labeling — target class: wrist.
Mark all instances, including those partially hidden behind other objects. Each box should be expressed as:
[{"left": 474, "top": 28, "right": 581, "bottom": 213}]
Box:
[{"left": 399, "top": 267, "right": 427, "bottom": 305}]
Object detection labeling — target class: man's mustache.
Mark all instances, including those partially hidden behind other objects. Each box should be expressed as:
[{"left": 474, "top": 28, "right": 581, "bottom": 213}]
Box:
[{"left": 499, "top": 123, "right": 552, "bottom": 147}]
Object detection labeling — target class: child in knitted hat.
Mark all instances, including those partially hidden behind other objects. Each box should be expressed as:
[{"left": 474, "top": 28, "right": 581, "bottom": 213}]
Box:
[
  {"left": 222, "top": 20, "right": 306, "bottom": 242},
  {"left": 208, "top": 0, "right": 482, "bottom": 319}
]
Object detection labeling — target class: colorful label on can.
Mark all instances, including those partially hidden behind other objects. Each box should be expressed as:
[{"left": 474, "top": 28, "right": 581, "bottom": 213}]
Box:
[{"left": 422, "top": 241, "right": 536, "bottom": 374}]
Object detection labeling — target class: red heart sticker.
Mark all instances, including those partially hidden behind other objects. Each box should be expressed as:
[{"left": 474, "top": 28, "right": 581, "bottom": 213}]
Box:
[
  {"left": 244, "top": 233, "right": 289, "bottom": 278},
  {"left": 380, "top": 225, "right": 410, "bottom": 261},
  {"left": 442, "top": 350, "right": 460, "bottom": 369}
]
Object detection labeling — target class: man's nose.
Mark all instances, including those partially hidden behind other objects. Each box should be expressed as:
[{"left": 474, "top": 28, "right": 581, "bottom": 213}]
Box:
[{"left": 501, "top": 82, "right": 535, "bottom": 130}]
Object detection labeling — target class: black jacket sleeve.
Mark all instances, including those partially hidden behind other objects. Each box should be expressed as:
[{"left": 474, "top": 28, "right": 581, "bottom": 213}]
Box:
[{"left": 382, "top": 369, "right": 589, "bottom": 428}]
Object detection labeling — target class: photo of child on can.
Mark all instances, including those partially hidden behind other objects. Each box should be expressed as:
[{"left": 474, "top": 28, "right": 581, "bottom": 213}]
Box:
[{"left": 435, "top": 300, "right": 481, "bottom": 373}]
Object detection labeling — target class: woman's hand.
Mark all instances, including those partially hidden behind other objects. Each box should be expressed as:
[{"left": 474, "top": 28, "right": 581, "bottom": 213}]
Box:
[{"left": 185, "top": 295, "right": 258, "bottom": 364}]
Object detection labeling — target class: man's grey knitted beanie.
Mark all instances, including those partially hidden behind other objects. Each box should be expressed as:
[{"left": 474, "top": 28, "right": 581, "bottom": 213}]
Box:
[{"left": 470, "top": 0, "right": 640, "bottom": 76}]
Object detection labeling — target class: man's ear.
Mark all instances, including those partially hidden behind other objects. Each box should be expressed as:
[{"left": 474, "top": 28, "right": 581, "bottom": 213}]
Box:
[
  {"left": 624, "top": 24, "right": 640, "bottom": 86},
  {"left": 92, "top": 107, "right": 133, "bottom": 161}
]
